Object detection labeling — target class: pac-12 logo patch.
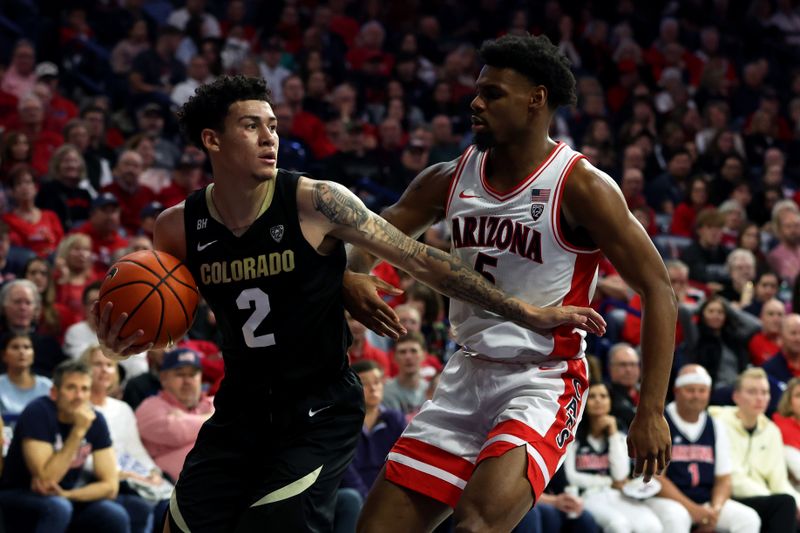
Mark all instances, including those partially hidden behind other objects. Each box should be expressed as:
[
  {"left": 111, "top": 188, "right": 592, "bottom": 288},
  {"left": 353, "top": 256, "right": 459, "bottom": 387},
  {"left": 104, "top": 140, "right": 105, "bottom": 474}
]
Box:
[
  {"left": 270, "top": 225, "right": 285, "bottom": 243},
  {"left": 530, "top": 203, "right": 545, "bottom": 221}
]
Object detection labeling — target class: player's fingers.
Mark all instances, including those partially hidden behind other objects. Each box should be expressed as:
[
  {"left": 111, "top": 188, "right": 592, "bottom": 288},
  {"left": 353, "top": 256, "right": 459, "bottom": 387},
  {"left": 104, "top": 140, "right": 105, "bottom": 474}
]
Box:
[
  {"left": 98, "top": 301, "right": 114, "bottom": 336},
  {"left": 656, "top": 448, "right": 667, "bottom": 476},
  {"left": 665, "top": 442, "right": 672, "bottom": 466},
  {"left": 371, "top": 276, "right": 403, "bottom": 295},
  {"left": 633, "top": 455, "right": 645, "bottom": 478},
  {"left": 642, "top": 453, "right": 657, "bottom": 482},
  {"left": 374, "top": 309, "right": 406, "bottom": 338},
  {"left": 116, "top": 329, "right": 145, "bottom": 354},
  {"left": 626, "top": 435, "right": 636, "bottom": 458}
]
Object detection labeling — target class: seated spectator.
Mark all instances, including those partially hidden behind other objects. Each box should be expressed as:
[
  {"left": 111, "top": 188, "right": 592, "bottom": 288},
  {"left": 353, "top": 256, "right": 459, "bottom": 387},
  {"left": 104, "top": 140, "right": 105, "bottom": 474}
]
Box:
[
  {"left": 23, "top": 257, "right": 70, "bottom": 340},
  {"left": 514, "top": 468, "right": 600, "bottom": 533},
  {"left": 564, "top": 382, "right": 663, "bottom": 532},
  {"left": 405, "top": 283, "right": 451, "bottom": 363},
  {"left": 606, "top": 342, "right": 640, "bottom": 429},
  {"left": 35, "top": 144, "right": 92, "bottom": 231},
  {"left": 710, "top": 368, "right": 800, "bottom": 530},
  {"left": 645, "top": 365, "right": 761, "bottom": 532},
  {"left": 669, "top": 176, "right": 711, "bottom": 237},
  {"left": 135, "top": 348, "right": 214, "bottom": 481},
  {"left": 0, "top": 334, "right": 52, "bottom": 421},
  {"left": 346, "top": 312, "right": 390, "bottom": 375},
  {"left": 125, "top": 133, "right": 169, "bottom": 194},
  {"left": 762, "top": 314, "right": 800, "bottom": 414},
  {"left": 772, "top": 377, "right": 800, "bottom": 486},
  {"left": 138, "top": 203, "right": 164, "bottom": 241},
  {"left": 83, "top": 346, "right": 172, "bottom": 514},
  {"left": 684, "top": 296, "right": 760, "bottom": 395},
  {"left": 157, "top": 147, "right": 206, "bottom": 208},
  {"left": 129, "top": 26, "right": 186, "bottom": 109},
  {"left": 748, "top": 298, "right": 784, "bottom": 366},
  {"left": 767, "top": 205, "right": 800, "bottom": 285},
  {"left": 390, "top": 304, "right": 444, "bottom": 379},
  {"left": 0, "top": 131, "right": 32, "bottom": 179},
  {"left": 72, "top": 193, "right": 129, "bottom": 277},
  {"left": 101, "top": 150, "right": 157, "bottom": 236},
  {"left": 0, "top": 40, "right": 37, "bottom": 99},
  {"left": 680, "top": 208, "right": 729, "bottom": 290},
  {"left": 0, "top": 279, "right": 66, "bottom": 377},
  {"left": 123, "top": 348, "right": 165, "bottom": 410},
  {"left": 65, "top": 118, "right": 112, "bottom": 195},
  {"left": 744, "top": 271, "right": 780, "bottom": 318},
  {"left": 1, "top": 165, "right": 64, "bottom": 258},
  {"left": 383, "top": 332, "right": 431, "bottom": 415},
  {"left": 718, "top": 249, "right": 757, "bottom": 308},
  {"left": 737, "top": 222, "right": 771, "bottom": 277},
  {"left": 0, "top": 360, "right": 152, "bottom": 532},
  {"left": 337, "top": 360, "right": 406, "bottom": 532},
  {"left": 12, "top": 93, "right": 63, "bottom": 177},
  {"left": 54, "top": 233, "right": 101, "bottom": 324}
]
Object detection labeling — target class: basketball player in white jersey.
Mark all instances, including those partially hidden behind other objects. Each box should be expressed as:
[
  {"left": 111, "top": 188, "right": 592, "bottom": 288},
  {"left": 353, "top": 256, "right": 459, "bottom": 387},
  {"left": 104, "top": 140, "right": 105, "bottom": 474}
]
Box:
[{"left": 347, "top": 34, "right": 676, "bottom": 532}]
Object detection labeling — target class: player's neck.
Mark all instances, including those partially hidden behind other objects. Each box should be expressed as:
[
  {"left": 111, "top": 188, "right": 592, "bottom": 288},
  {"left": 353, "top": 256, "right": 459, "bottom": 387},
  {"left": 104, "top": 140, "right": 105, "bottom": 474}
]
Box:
[
  {"left": 485, "top": 135, "right": 557, "bottom": 189},
  {"left": 208, "top": 181, "right": 273, "bottom": 234}
]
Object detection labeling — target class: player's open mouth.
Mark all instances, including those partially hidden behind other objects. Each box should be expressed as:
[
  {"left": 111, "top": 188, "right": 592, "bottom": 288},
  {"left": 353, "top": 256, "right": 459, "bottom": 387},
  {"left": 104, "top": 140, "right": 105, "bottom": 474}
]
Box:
[
  {"left": 259, "top": 154, "right": 277, "bottom": 165},
  {"left": 470, "top": 116, "right": 487, "bottom": 131}
]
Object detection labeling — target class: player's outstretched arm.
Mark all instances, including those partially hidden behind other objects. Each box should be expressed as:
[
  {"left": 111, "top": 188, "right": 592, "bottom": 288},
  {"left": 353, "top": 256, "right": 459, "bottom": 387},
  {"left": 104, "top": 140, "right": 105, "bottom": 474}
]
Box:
[
  {"left": 302, "top": 179, "right": 606, "bottom": 335},
  {"left": 563, "top": 160, "right": 676, "bottom": 482}
]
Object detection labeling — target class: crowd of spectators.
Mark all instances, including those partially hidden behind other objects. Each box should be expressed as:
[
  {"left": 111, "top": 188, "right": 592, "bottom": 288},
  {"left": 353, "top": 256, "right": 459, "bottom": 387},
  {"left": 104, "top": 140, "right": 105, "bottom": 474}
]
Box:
[{"left": 2, "top": 0, "right": 800, "bottom": 531}]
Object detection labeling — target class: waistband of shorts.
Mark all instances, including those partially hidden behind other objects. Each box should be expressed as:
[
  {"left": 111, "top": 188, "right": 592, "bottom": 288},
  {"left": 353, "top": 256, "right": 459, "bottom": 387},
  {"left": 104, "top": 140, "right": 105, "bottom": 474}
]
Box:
[{"left": 461, "top": 347, "right": 585, "bottom": 366}]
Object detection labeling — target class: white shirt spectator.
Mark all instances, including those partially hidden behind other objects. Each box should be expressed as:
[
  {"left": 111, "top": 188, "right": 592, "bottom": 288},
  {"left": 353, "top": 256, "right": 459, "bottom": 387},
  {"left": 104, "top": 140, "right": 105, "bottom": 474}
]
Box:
[
  {"left": 63, "top": 320, "right": 149, "bottom": 381},
  {"left": 167, "top": 8, "right": 221, "bottom": 38}
]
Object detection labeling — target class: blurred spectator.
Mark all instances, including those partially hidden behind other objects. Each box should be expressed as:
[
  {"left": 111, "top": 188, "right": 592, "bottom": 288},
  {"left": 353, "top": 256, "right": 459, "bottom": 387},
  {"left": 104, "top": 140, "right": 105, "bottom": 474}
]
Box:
[
  {"left": 282, "top": 74, "right": 336, "bottom": 160},
  {"left": 737, "top": 222, "right": 770, "bottom": 279},
  {"left": 382, "top": 332, "right": 431, "bottom": 415},
  {"left": 129, "top": 26, "right": 186, "bottom": 107},
  {"left": 53, "top": 234, "right": 100, "bottom": 325},
  {"left": 63, "top": 118, "right": 113, "bottom": 195},
  {"left": 72, "top": 193, "right": 129, "bottom": 277},
  {"left": 346, "top": 312, "right": 390, "bottom": 375},
  {"left": 171, "top": 55, "right": 213, "bottom": 107},
  {"left": 135, "top": 103, "right": 180, "bottom": 170},
  {"left": 83, "top": 346, "right": 173, "bottom": 507},
  {"left": 749, "top": 299, "right": 785, "bottom": 366},
  {"left": 686, "top": 296, "right": 761, "bottom": 395},
  {"left": 158, "top": 147, "right": 205, "bottom": 208},
  {"left": 709, "top": 154, "right": 747, "bottom": 206},
  {"left": 404, "top": 284, "right": 450, "bottom": 364},
  {"left": 101, "top": 150, "right": 156, "bottom": 235},
  {"left": 135, "top": 348, "right": 214, "bottom": 481},
  {"left": 646, "top": 149, "right": 693, "bottom": 215},
  {"left": 123, "top": 349, "right": 165, "bottom": 411},
  {"left": 167, "top": 0, "right": 220, "bottom": 39},
  {"left": 0, "top": 334, "right": 52, "bottom": 421},
  {"left": 718, "top": 249, "right": 757, "bottom": 308},
  {"left": 35, "top": 144, "right": 92, "bottom": 231},
  {"left": 710, "top": 368, "right": 800, "bottom": 530},
  {"left": 14, "top": 92, "right": 63, "bottom": 176},
  {"left": 0, "top": 279, "right": 66, "bottom": 377},
  {"left": 0, "top": 131, "right": 32, "bottom": 179},
  {"left": 80, "top": 105, "right": 119, "bottom": 165},
  {"left": 62, "top": 281, "right": 101, "bottom": 359},
  {"left": 763, "top": 313, "right": 800, "bottom": 413},
  {"left": 138, "top": 203, "right": 164, "bottom": 241},
  {"left": 126, "top": 133, "right": 170, "bottom": 194},
  {"left": 259, "top": 38, "right": 291, "bottom": 104},
  {"left": 669, "top": 176, "right": 711, "bottom": 237},
  {"left": 110, "top": 19, "right": 151, "bottom": 76},
  {"left": 34, "top": 63, "right": 77, "bottom": 135},
  {"left": 564, "top": 382, "right": 662, "bottom": 532},
  {"left": 646, "top": 365, "right": 761, "bottom": 533},
  {"left": 680, "top": 208, "right": 729, "bottom": 288},
  {"left": 24, "top": 257, "right": 69, "bottom": 341},
  {"left": 745, "top": 271, "right": 780, "bottom": 317},
  {"left": 767, "top": 206, "right": 800, "bottom": 285},
  {"left": 391, "top": 304, "right": 444, "bottom": 379},
  {"left": 0, "top": 40, "right": 36, "bottom": 99},
  {"left": 272, "top": 103, "right": 309, "bottom": 173},
  {"left": 772, "top": 377, "right": 800, "bottom": 486},
  {"left": 428, "top": 114, "right": 461, "bottom": 164},
  {"left": 606, "top": 343, "right": 640, "bottom": 430},
  {"left": 2, "top": 165, "right": 64, "bottom": 258},
  {"left": 336, "top": 360, "right": 405, "bottom": 532}
]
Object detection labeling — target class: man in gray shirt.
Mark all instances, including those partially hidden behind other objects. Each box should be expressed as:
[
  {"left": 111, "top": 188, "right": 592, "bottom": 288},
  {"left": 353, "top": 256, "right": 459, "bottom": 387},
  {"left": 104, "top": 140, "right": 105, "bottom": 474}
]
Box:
[{"left": 383, "top": 332, "right": 432, "bottom": 415}]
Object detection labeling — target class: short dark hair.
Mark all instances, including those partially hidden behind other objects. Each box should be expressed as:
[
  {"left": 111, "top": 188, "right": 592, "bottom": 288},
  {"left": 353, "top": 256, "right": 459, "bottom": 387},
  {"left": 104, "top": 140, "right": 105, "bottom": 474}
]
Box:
[
  {"left": 177, "top": 75, "right": 273, "bottom": 151},
  {"left": 83, "top": 280, "right": 103, "bottom": 306},
  {"left": 53, "top": 359, "right": 91, "bottom": 388},
  {"left": 351, "top": 360, "right": 382, "bottom": 375},
  {"left": 478, "top": 34, "right": 577, "bottom": 109},
  {"left": 395, "top": 331, "right": 427, "bottom": 352}
]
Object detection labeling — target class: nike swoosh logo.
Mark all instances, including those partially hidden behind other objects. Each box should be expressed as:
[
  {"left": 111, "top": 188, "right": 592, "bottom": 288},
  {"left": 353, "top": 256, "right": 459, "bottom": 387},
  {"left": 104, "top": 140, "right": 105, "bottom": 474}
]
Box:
[
  {"left": 459, "top": 191, "right": 480, "bottom": 199},
  {"left": 308, "top": 405, "right": 333, "bottom": 417},
  {"left": 197, "top": 240, "right": 218, "bottom": 252}
]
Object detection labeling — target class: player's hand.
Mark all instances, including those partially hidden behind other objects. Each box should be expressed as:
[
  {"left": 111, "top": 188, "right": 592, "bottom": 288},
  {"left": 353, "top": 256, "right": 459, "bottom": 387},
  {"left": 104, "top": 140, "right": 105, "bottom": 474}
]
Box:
[
  {"left": 91, "top": 300, "right": 153, "bottom": 360},
  {"left": 627, "top": 409, "right": 671, "bottom": 483},
  {"left": 526, "top": 305, "right": 606, "bottom": 336},
  {"left": 342, "top": 271, "right": 406, "bottom": 339}
]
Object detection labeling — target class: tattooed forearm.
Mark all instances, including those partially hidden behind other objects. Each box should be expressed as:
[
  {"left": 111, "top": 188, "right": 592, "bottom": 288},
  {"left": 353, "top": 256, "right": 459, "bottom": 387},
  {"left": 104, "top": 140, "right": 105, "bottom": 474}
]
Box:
[{"left": 422, "top": 247, "right": 529, "bottom": 323}]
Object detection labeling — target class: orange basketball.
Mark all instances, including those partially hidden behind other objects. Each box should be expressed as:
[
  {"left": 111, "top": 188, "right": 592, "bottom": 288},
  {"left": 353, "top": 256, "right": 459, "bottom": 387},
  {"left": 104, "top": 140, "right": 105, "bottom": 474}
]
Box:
[{"left": 99, "top": 250, "right": 200, "bottom": 351}]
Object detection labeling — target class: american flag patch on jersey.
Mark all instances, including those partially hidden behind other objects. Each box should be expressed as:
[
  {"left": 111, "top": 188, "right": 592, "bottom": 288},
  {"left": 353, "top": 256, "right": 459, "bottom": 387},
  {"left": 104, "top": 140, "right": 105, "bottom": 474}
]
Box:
[{"left": 531, "top": 189, "right": 551, "bottom": 202}]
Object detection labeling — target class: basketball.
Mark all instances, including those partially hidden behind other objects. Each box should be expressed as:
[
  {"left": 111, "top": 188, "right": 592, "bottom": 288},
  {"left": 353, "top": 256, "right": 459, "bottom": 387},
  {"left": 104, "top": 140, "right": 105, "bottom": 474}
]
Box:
[{"left": 99, "top": 250, "right": 200, "bottom": 351}]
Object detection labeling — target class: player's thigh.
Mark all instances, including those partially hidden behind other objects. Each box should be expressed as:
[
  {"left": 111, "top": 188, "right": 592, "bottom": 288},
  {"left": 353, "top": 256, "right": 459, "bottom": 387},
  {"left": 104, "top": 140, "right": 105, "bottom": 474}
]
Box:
[
  {"left": 357, "top": 465, "right": 453, "bottom": 533},
  {"left": 453, "top": 445, "right": 533, "bottom": 532}
]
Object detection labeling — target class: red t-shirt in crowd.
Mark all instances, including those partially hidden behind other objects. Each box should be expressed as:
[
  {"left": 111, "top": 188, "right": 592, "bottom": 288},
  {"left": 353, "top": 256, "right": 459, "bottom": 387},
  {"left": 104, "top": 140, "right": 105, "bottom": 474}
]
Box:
[
  {"left": 72, "top": 221, "right": 129, "bottom": 277},
  {"left": 101, "top": 182, "right": 157, "bottom": 236},
  {"left": 772, "top": 413, "right": 800, "bottom": 449},
  {"left": 748, "top": 332, "right": 781, "bottom": 366},
  {"left": 158, "top": 183, "right": 192, "bottom": 209},
  {"left": 2, "top": 209, "right": 64, "bottom": 257},
  {"left": 348, "top": 339, "right": 391, "bottom": 376}
]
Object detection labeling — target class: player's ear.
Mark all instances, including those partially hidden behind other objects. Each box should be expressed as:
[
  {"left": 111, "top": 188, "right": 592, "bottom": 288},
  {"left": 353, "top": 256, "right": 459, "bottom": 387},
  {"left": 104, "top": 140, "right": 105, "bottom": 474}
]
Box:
[
  {"left": 530, "top": 86, "right": 547, "bottom": 110},
  {"left": 201, "top": 128, "right": 221, "bottom": 153}
]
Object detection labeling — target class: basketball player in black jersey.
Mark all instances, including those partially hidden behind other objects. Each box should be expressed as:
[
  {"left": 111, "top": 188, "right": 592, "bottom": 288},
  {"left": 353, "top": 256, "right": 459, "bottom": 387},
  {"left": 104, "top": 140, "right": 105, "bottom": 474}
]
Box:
[{"left": 93, "top": 76, "right": 605, "bottom": 532}]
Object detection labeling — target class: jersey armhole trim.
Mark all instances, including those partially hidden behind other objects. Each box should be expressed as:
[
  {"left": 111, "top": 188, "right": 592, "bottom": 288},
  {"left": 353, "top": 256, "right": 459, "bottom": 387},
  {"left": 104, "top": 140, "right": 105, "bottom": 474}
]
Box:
[
  {"left": 444, "top": 146, "right": 475, "bottom": 218},
  {"left": 552, "top": 154, "right": 600, "bottom": 254}
]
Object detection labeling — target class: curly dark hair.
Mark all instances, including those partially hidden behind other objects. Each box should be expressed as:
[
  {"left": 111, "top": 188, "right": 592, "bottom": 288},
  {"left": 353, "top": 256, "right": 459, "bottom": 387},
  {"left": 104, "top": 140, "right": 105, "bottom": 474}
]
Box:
[
  {"left": 478, "top": 34, "right": 577, "bottom": 110},
  {"left": 177, "top": 75, "right": 273, "bottom": 150}
]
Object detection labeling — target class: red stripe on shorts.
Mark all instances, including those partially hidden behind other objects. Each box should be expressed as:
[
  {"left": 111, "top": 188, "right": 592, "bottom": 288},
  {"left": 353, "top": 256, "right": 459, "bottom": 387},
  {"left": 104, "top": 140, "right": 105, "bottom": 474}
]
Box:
[
  {"left": 386, "top": 437, "right": 476, "bottom": 508},
  {"left": 476, "top": 359, "right": 588, "bottom": 498}
]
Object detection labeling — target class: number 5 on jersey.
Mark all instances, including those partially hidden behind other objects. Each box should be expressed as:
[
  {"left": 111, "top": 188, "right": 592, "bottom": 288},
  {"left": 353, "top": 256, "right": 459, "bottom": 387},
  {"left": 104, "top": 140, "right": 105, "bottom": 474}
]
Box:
[
  {"left": 474, "top": 252, "right": 498, "bottom": 284},
  {"left": 236, "top": 288, "right": 276, "bottom": 348}
]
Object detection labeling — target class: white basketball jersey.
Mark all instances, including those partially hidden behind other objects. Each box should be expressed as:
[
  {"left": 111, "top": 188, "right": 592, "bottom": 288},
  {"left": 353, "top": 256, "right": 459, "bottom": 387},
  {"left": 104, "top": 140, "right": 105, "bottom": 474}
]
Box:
[{"left": 445, "top": 142, "right": 600, "bottom": 361}]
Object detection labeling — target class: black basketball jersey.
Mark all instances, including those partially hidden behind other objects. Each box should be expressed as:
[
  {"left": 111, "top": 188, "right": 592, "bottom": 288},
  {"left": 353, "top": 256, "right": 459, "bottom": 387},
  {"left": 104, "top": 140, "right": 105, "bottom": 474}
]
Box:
[
  {"left": 183, "top": 170, "right": 350, "bottom": 414},
  {"left": 665, "top": 409, "right": 716, "bottom": 504},
  {"left": 573, "top": 434, "right": 611, "bottom": 476}
]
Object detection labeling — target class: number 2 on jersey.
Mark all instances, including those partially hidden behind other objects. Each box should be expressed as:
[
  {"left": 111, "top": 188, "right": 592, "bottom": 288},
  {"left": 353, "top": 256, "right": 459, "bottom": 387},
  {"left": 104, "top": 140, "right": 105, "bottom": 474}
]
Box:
[{"left": 236, "top": 288, "right": 276, "bottom": 348}]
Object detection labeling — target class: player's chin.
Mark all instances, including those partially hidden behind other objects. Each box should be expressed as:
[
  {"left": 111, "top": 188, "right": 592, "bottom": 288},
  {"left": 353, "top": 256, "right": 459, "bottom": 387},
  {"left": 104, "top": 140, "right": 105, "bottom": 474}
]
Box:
[{"left": 253, "top": 168, "right": 277, "bottom": 181}]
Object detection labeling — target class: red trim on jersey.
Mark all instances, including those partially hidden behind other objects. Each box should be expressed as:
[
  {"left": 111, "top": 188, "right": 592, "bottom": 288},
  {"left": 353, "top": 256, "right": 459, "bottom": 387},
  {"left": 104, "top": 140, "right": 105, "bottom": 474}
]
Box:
[
  {"left": 476, "top": 359, "right": 588, "bottom": 498},
  {"left": 444, "top": 146, "right": 475, "bottom": 218},
  {"left": 385, "top": 437, "right": 476, "bottom": 507},
  {"left": 552, "top": 155, "right": 598, "bottom": 254},
  {"left": 479, "top": 142, "right": 566, "bottom": 202},
  {"left": 550, "top": 251, "right": 601, "bottom": 358}
]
